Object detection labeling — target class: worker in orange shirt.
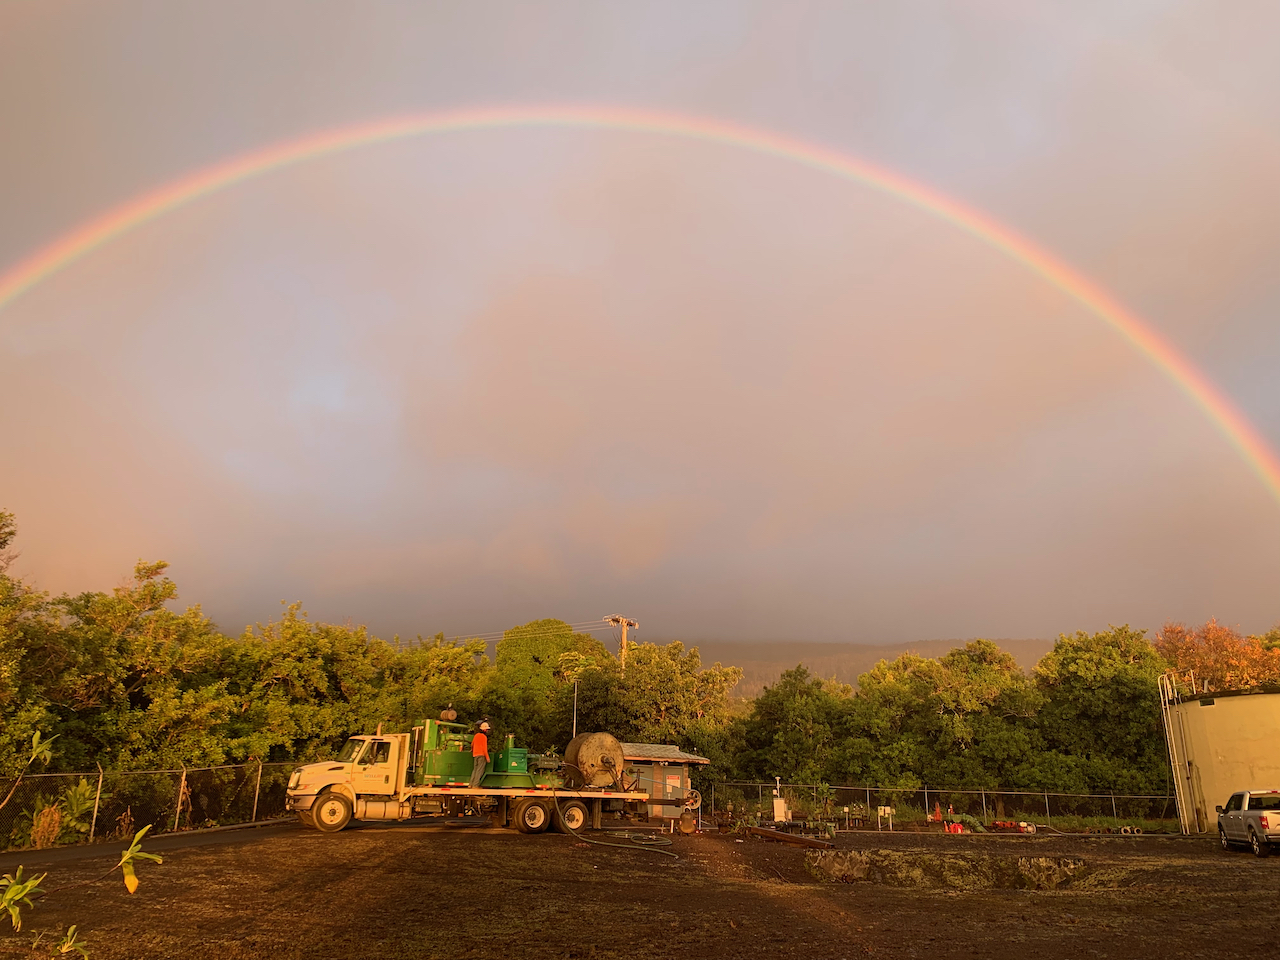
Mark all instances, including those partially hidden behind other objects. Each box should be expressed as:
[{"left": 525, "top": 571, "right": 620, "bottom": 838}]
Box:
[{"left": 469, "top": 719, "right": 491, "bottom": 788}]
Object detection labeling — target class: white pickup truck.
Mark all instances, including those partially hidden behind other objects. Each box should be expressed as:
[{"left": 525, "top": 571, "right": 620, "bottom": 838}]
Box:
[{"left": 1217, "top": 789, "right": 1280, "bottom": 858}]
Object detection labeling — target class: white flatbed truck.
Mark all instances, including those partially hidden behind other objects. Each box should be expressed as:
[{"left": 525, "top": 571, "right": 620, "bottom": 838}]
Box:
[{"left": 285, "top": 721, "right": 660, "bottom": 833}]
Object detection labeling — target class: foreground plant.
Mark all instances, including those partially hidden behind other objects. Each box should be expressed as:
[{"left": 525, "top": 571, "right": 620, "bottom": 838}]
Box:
[
  {"left": 2, "top": 867, "right": 45, "bottom": 932},
  {"left": 117, "top": 826, "right": 163, "bottom": 894},
  {"left": 0, "top": 732, "right": 161, "bottom": 957},
  {"left": 52, "top": 924, "right": 90, "bottom": 958}
]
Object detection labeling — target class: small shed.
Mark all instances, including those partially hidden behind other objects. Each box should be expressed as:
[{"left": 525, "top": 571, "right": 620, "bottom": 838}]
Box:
[{"left": 622, "top": 742, "right": 710, "bottom": 820}]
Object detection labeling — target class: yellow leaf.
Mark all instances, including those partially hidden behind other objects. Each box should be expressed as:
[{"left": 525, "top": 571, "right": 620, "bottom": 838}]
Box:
[{"left": 123, "top": 864, "right": 138, "bottom": 894}]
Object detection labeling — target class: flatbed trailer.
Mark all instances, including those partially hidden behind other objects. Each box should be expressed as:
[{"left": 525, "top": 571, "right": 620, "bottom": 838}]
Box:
[{"left": 285, "top": 720, "right": 659, "bottom": 833}]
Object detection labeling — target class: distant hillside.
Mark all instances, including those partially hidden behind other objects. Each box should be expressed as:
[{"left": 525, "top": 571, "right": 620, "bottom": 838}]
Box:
[{"left": 659, "top": 637, "right": 1055, "bottom": 699}]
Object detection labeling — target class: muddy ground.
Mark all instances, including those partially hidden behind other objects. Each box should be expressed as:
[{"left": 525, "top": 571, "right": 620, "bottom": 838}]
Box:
[{"left": 0, "top": 821, "right": 1275, "bottom": 959}]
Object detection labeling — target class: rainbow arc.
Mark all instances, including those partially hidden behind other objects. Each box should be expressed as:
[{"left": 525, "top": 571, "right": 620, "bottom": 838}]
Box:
[{"left": 1, "top": 104, "right": 1277, "bottom": 504}]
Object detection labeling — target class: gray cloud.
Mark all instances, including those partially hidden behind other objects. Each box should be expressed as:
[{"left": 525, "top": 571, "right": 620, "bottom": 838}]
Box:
[{"left": 2, "top": 0, "right": 1278, "bottom": 643}]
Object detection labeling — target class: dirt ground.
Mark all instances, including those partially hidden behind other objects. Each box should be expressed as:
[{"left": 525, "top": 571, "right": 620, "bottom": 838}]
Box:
[{"left": 0, "top": 821, "right": 1275, "bottom": 959}]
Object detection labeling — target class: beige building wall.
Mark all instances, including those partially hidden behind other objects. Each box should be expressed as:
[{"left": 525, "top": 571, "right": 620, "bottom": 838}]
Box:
[{"left": 1167, "top": 692, "right": 1280, "bottom": 833}]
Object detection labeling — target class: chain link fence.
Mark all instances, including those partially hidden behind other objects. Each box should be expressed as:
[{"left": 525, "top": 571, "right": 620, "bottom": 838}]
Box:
[
  {"left": 710, "top": 780, "right": 1178, "bottom": 830},
  {"left": 0, "top": 762, "right": 297, "bottom": 852}
]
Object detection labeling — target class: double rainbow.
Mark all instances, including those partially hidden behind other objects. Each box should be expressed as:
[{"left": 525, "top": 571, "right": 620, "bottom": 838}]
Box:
[{"left": 2, "top": 104, "right": 1277, "bottom": 505}]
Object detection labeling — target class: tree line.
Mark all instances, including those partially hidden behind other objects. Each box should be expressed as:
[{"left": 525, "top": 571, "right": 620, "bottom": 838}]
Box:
[{"left": 3, "top": 510, "right": 1277, "bottom": 795}]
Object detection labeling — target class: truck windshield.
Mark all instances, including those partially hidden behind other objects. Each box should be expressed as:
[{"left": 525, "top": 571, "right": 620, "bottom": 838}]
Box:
[{"left": 336, "top": 739, "right": 367, "bottom": 763}]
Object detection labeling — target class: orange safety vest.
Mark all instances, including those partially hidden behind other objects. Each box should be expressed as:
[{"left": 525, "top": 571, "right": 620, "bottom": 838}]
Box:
[{"left": 472, "top": 731, "right": 488, "bottom": 758}]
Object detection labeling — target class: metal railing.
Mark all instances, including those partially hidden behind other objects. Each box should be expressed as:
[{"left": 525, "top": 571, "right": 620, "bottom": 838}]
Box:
[
  {"left": 710, "top": 780, "right": 1178, "bottom": 828},
  {"left": 0, "top": 762, "right": 296, "bottom": 852}
]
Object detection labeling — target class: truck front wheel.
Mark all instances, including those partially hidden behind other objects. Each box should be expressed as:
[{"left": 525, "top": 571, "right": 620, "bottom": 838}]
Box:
[
  {"left": 314, "top": 792, "right": 353, "bottom": 833},
  {"left": 1219, "top": 827, "right": 1231, "bottom": 851},
  {"left": 1250, "top": 829, "right": 1271, "bottom": 858},
  {"left": 514, "top": 799, "right": 550, "bottom": 834}
]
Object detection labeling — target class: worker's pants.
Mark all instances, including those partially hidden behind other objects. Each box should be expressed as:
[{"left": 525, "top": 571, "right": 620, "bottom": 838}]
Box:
[{"left": 469, "top": 755, "right": 487, "bottom": 788}]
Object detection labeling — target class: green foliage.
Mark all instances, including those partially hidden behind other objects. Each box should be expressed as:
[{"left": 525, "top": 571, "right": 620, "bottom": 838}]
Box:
[
  {"left": 0, "top": 866, "right": 45, "bottom": 932},
  {"left": 1032, "top": 626, "right": 1169, "bottom": 793},
  {"left": 28, "top": 732, "right": 56, "bottom": 768},
  {"left": 1258, "top": 625, "right": 1280, "bottom": 652},
  {"left": 492, "top": 619, "right": 611, "bottom": 749},
  {"left": 3, "top": 758, "right": 97, "bottom": 852},
  {"left": 118, "top": 826, "right": 163, "bottom": 894},
  {"left": 733, "top": 666, "right": 847, "bottom": 783},
  {"left": 0, "top": 506, "right": 1272, "bottom": 811},
  {"left": 52, "top": 924, "right": 90, "bottom": 958},
  {"left": 575, "top": 641, "right": 742, "bottom": 746},
  {"left": 0, "top": 510, "right": 16, "bottom": 576},
  {"left": 841, "top": 641, "right": 1040, "bottom": 789},
  {"left": 58, "top": 779, "right": 98, "bottom": 843}
]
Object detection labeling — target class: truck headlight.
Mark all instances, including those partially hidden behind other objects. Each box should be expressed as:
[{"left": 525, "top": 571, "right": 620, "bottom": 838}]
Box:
[{"left": 288, "top": 771, "right": 301, "bottom": 789}]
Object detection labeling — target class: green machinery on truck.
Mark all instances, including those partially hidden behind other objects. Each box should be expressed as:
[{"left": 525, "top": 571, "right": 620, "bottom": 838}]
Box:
[{"left": 285, "top": 719, "right": 676, "bottom": 834}]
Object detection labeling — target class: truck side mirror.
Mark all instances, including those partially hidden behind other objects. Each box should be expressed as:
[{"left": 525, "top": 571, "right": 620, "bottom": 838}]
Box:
[{"left": 1215, "top": 805, "right": 1223, "bottom": 814}]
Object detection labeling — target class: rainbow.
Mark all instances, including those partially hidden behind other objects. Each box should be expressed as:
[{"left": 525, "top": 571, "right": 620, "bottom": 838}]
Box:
[{"left": 2, "top": 104, "right": 1278, "bottom": 505}]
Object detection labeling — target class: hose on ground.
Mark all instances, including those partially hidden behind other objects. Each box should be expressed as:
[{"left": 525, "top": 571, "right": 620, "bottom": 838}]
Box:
[{"left": 549, "top": 791, "right": 679, "bottom": 858}]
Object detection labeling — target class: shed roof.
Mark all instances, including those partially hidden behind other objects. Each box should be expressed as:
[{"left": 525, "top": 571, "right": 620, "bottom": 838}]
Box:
[{"left": 621, "top": 742, "right": 711, "bottom": 765}]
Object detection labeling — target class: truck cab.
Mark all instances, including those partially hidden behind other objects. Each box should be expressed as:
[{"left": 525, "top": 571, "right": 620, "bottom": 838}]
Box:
[
  {"left": 341, "top": 734, "right": 403, "bottom": 796},
  {"left": 286, "top": 733, "right": 410, "bottom": 824}
]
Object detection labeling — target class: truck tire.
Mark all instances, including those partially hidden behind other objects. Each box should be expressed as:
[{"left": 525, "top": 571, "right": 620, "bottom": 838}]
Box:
[
  {"left": 313, "top": 792, "right": 353, "bottom": 833},
  {"left": 514, "top": 799, "right": 550, "bottom": 834},
  {"left": 1250, "top": 829, "right": 1271, "bottom": 858},
  {"left": 1219, "top": 827, "right": 1231, "bottom": 851},
  {"left": 555, "top": 800, "right": 588, "bottom": 833}
]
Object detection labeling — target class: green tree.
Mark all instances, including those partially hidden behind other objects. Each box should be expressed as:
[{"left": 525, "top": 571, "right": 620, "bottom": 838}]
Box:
[
  {"left": 0, "top": 509, "right": 17, "bottom": 572},
  {"left": 40, "top": 561, "right": 241, "bottom": 770},
  {"left": 228, "top": 602, "right": 406, "bottom": 762},
  {"left": 492, "top": 619, "right": 610, "bottom": 750},
  {"left": 1032, "top": 625, "right": 1168, "bottom": 793},
  {"left": 573, "top": 641, "right": 742, "bottom": 752},
  {"left": 841, "top": 640, "right": 1039, "bottom": 789},
  {"left": 392, "top": 633, "right": 491, "bottom": 727},
  {"left": 1256, "top": 624, "right": 1280, "bottom": 653},
  {"left": 734, "top": 666, "right": 847, "bottom": 784}
]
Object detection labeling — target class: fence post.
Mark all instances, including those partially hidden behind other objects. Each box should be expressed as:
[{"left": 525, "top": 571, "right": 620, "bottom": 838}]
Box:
[
  {"left": 709, "top": 782, "right": 714, "bottom": 819},
  {"left": 1111, "top": 792, "right": 1118, "bottom": 822},
  {"left": 88, "top": 764, "right": 104, "bottom": 842},
  {"left": 173, "top": 766, "right": 187, "bottom": 832},
  {"left": 251, "top": 761, "right": 263, "bottom": 822},
  {"left": 980, "top": 788, "right": 987, "bottom": 823},
  {"left": 1044, "top": 791, "right": 1051, "bottom": 826},
  {"left": 923, "top": 786, "right": 928, "bottom": 817}
]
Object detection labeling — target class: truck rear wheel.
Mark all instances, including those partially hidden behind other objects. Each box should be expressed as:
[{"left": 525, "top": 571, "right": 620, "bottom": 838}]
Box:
[
  {"left": 555, "top": 800, "right": 588, "bottom": 833},
  {"left": 1250, "top": 829, "right": 1271, "bottom": 858},
  {"left": 514, "top": 799, "right": 550, "bottom": 834},
  {"left": 313, "top": 792, "right": 353, "bottom": 833}
]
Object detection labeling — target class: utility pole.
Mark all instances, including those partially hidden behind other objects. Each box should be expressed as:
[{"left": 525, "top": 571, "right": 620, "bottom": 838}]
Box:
[{"left": 605, "top": 615, "right": 638, "bottom": 675}]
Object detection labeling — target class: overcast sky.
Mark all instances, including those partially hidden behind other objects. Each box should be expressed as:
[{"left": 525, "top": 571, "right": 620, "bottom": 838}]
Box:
[{"left": 2, "top": 0, "right": 1279, "bottom": 645}]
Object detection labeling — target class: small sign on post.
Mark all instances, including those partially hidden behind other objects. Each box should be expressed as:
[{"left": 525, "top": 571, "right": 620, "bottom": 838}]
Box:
[{"left": 877, "top": 805, "right": 894, "bottom": 831}]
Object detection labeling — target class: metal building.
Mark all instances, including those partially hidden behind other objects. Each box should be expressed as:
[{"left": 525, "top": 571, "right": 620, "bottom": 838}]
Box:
[
  {"left": 1160, "top": 679, "right": 1280, "bottom": 834},
  {"left": 621, "top": 743, "right": 709, "bottom": 820}
]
